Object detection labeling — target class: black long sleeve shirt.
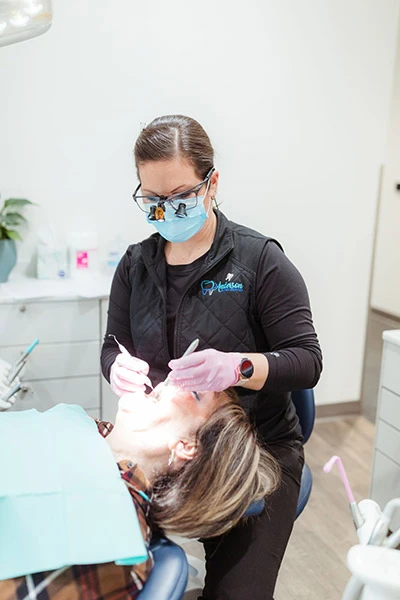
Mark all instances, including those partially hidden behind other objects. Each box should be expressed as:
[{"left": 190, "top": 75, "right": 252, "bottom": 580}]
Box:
[{"left": 101, "top": 211, "right": 322, "bottom": 443}]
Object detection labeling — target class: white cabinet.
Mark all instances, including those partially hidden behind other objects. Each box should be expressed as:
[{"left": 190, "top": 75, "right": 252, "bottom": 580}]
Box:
[
  {"left": 370, "top": 330, "right": 400, "bottom": 530},
  {"left": 0, "top": 300, "right": 99, "bottom": 344},
  {"left": 16, "top": 378, "right": 101, "bottom": 418},
  {"left": 0, "top": 299, "right": 102, "bottom": 418}
]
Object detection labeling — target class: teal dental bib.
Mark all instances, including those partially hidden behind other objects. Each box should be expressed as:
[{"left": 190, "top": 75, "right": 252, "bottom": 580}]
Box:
[{"left": 0, "top": 404, "right": 148, "bottom": 580}]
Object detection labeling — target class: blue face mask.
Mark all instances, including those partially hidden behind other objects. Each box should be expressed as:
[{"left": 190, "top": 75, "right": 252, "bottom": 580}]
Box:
[{"left": 148, "top": 195, "right": 209, "bottom": 243}]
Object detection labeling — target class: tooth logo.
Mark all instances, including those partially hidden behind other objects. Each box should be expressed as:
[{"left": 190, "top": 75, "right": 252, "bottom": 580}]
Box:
[{"left": 201, "top": 276, "right": 244, "bottom": 296}]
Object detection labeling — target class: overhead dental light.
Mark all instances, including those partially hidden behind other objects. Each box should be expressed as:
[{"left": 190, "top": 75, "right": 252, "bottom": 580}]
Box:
[{"left": 0, "top": 0, "right": 52, "bottom": 47}]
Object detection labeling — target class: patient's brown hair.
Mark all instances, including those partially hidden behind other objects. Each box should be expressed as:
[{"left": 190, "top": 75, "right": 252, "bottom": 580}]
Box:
[{"left": 150, "top": 391, "right": 280, "bottom": 539}]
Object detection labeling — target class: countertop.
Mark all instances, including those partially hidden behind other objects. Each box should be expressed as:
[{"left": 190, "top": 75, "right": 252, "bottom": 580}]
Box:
[
  {"left": 0, "top": 274, "right": 113, "bottom": 303},
  {"left": 383, "top": 330, "right": 400, "bottom": 347}
]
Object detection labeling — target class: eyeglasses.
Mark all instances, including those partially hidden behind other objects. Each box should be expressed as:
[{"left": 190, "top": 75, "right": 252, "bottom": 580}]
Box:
[{"left": 132, "top": 168, "right": 214, "bottom": 214}]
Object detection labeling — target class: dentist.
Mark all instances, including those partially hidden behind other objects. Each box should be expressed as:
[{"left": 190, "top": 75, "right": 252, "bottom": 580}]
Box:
[{"left": 101, "top": 114, "right": 323, "bottom": 600}]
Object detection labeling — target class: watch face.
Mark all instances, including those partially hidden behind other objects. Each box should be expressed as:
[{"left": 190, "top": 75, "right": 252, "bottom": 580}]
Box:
[{"left": 240, "top": 358, "right": 254, "bottom": 379}]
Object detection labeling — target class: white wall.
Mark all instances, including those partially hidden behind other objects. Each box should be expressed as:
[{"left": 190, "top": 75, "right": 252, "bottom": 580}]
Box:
[
  {"left": 371, "top": 10, "right": 400, "bottom": 319},
  {"left": 0, "top": 0, "right": 399, "bottom": 405}
]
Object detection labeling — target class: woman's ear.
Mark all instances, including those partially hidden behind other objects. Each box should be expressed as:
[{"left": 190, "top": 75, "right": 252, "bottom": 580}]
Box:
[
  {"left": 211, "top": 169, "right": 219, "bottom": 196},
  {"left": 170, "top": 439, "right": 197, "bottom": 463}
]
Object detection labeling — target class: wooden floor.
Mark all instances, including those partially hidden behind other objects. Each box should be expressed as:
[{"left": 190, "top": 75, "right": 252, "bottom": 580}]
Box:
[
  {"left": 183, "top": 415, "right": 375, "bottom": 600},
  {"left": 275, "top": 416, "right": 375, "bottom": 599}
]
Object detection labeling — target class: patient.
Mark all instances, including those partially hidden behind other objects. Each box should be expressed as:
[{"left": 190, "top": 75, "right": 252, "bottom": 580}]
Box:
[{"left": 0, "top": 384, "right": 280, "bottom": 600}]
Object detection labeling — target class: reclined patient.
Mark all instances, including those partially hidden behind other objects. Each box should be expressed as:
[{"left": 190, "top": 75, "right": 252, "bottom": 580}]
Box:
[{"left": 0, "top": 383, "right": 280, "bottom": 600}]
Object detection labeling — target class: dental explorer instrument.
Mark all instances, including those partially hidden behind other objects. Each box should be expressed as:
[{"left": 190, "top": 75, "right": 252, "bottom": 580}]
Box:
[
  {"left": 158, "top": 338, "right": 201, "bottom": 401},
  {"left": 108, "top": 334, "right": 154, "bottom": 390},
  {"left": 108, "top": 334, "right": 130, "bottom": 355},
  {"left": 163, "top": 338, "right": 199, "bottom": 388},
  {"left": 109, "top": 334, "right": 200, "bottom": 399}
]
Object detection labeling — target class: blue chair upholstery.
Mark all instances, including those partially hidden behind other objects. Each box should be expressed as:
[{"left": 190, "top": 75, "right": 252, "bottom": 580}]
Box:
[
  {"left": 243, "top": 388, "right": 315, "bottom": 520},
  {"left": 291, "top": 388, "right": 315, "bottom": 444},
  {"left": 137, "top": 537, "right": 188, "bottom": 600},
  {"left": 297, "top": 462, "right": 313, "bottom": 517},
  {"left": 292, "top": 388, "right": 315, "bottom": 518}
]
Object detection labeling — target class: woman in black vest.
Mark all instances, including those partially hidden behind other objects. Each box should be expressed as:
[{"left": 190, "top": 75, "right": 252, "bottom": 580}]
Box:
[{"left": 101, "top": 115, "right": 323, "bottom": 600}]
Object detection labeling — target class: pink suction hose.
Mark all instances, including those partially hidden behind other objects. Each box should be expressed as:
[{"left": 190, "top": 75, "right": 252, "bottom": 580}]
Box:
[{"left": 323, "top": 455, "right": 365, "bottom": 529}]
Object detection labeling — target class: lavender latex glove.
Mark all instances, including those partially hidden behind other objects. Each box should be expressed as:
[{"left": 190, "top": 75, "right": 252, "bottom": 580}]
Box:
[
  {"left": 110, "top": 353, "right": 152, "bottom": 397},
  {"left": 168, "top": 349, "right": 242, "bottom": 392}
]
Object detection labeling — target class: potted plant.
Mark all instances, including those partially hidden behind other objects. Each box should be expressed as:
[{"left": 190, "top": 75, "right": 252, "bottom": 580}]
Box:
[{"left": 0, "top": 196, "right": 35, "bottom": 283}]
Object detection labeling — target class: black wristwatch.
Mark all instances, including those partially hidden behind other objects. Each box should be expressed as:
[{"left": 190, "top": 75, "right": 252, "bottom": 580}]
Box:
[{"left": 237, "top": 357, "right": 254, "bottom": 382}]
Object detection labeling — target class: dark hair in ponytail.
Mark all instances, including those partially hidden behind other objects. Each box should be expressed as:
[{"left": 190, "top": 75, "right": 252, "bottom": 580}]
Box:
[{"left": 134, "top": 115, "right": 214, "bottom": 179}]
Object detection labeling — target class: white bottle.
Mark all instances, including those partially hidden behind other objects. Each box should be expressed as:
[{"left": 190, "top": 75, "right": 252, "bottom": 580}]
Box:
[
  {"left": 36, "top": 228, "right": 68, "bottom": 279},
  {"left": 106, "top": 235, "right": 125, "bottom": 275}
]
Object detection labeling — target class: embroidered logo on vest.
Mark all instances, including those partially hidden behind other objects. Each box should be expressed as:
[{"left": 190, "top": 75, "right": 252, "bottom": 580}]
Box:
[{"left": 201, "top": 273, "right": 244, "bottom": 296}]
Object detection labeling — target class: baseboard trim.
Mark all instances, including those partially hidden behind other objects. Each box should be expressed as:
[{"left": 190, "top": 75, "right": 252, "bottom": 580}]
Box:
[
  {"left": 316, "top": 400, "right": 361, "bottom": 419},
  {"left": 370, "top": 308, "right": 400, "bottom": 325}
]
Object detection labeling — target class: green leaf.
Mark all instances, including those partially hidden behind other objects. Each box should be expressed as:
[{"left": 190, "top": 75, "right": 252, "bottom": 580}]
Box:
[
  {"left": 3, "top": 198, "right": 35, "bottom": 209},
  {"left": 5, "top": 229, "right": 22, "bottom": 241},
  {"left": 2, "top": 212, "right": 27, "bottom": 227}
]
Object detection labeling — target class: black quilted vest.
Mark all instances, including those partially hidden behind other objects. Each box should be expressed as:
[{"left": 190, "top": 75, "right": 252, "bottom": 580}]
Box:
[{"left": 127, "top": 211, "right": 300, "bottom": 443}]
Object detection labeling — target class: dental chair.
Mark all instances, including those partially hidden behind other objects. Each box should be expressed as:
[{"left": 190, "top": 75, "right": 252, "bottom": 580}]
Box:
[
  {"left": 138, "top": 536, "right": 189, "bottom": 600},
  {"left": 138, "top": 388, "right": 315, "bottom": 600},
  {"left": 292, "top": 387, "right": 315, "bottom": 516},
  {"left": 235, "top": 387, "right": 315, "bottom": 520}
]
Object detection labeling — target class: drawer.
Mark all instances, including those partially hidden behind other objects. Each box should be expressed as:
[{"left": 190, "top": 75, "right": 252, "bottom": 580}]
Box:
[
  {"left": 379, "top": 387, "right": 400, "bottom": 431},
  {"left": 381, "top": 342, "right": 400, "bottom": 397},
  {"left": 12, "top": 376, "right": 100, "bottom": 412},
  {"left": 375, "top": 420, "right": 400, "bottom": 465},
  {"left": 0, "top": 341, "right": 100, "bottom": 380},
  {"left": 0, "top": 300, "right": 100, "bottom": 346},
  {"left": 370, "top": 449, "right": 400, "bottom": 531}
]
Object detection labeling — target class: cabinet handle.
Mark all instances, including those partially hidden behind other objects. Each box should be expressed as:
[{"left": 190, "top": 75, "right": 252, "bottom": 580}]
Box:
[{"left": 19, "top": 305, "right": 26, "bottom": 313}]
